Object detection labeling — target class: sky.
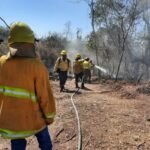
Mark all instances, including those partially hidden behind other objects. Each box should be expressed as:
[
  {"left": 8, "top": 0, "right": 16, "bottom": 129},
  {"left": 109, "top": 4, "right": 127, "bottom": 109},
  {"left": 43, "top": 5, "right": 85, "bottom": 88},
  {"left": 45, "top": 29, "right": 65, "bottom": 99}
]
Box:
[{"left": 0, "top": 0, "right": 91, "bottom": 38}]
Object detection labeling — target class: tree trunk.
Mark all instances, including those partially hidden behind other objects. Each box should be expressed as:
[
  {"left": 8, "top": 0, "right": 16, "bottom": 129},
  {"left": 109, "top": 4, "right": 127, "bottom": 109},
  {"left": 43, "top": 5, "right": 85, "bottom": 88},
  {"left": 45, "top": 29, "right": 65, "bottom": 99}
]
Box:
[
  {"left": 90, "top": 0, "right": 101, "bottom": 80},
  {"left": 115, "top": 43, "right": 125, "bottom": 82}
]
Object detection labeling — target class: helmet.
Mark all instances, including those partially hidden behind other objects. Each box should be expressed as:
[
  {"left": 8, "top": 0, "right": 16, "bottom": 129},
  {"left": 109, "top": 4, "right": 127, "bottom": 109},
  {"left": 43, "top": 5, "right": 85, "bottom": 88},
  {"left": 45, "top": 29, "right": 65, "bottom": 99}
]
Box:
[
  {"left": 61, "top": 50, "right": 67, "bottom": 55},
  {"left": 76, "top": 53, "right": 81, "bottom": 59},
  {"left": 79, "top": 59, "right": 84, "bottom": 63},
  {"left": 8, "top": 22, "right": 35, "bottom": 45},
  {"left": 85, "top": 57, "right": 89, "bottom": 61}
]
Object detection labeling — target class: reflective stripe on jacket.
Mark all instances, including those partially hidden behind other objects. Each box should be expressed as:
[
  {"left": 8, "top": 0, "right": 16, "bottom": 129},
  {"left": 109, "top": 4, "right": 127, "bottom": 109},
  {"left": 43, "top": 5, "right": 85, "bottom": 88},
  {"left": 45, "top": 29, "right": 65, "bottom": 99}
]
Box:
[
  {"left": 0, "top": 57, "right": 56, "bottom": 139},
  {"left": 0, "top": 85, "right": 37, "bottom": 102}
]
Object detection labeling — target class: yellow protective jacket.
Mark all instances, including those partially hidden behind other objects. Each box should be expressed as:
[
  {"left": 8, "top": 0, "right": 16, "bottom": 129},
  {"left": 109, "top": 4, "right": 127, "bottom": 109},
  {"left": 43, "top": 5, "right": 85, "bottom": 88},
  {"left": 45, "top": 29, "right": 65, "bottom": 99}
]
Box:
[
  {"left": 0, "top": 57, "right": 56, "bottom": 139},
  {"left": 54, "top": 57, "right": 71, "bottom": 72},
  {"left": 73, "top": 59, "right": 83, "bottom": 74},
  {"left": 82, "top": 60, "right": 91, "bottom": 70}
]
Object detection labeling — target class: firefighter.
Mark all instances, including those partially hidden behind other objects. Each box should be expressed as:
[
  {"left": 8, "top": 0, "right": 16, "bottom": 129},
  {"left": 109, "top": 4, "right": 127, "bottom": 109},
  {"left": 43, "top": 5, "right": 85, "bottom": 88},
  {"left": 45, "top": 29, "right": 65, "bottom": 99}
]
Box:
[
  {"left": 54, "top": 50, "right": 71, "bottom": 92},
  {"left": 83, "top": 57, "right": 92, "bottom": 83},
  {"left": 0, "top": 22, "right": 56, "bottom": 150},
  {"left": 73, "top": 53, "right": 85, "bottom": 88}
]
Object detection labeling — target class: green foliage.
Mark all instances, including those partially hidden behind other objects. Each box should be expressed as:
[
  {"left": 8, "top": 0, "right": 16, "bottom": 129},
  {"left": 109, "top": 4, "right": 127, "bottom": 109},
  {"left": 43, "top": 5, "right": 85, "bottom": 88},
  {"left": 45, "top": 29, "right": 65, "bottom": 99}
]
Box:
[
  {"left": 88, "top": 0, "right": 140, "bottom": 55},
  {"left": 86, "top": 0, "right": 143, "bottom": 80},
  {"left": 86, "top": 32, "right": 96, "bottom": 50}
]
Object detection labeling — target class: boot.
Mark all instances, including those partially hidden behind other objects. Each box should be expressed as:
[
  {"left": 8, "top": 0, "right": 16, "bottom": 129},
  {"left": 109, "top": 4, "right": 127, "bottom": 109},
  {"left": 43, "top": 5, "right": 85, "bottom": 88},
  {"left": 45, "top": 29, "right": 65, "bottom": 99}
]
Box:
[
  {"left": 60, "top": 86, "right": 64, "bottom": 92},
  {"left": 76, "top": 83, "right": 79, "bottom": 88},
  {"left": 81, "top": 84, "right": 85, "bottom": 89}
]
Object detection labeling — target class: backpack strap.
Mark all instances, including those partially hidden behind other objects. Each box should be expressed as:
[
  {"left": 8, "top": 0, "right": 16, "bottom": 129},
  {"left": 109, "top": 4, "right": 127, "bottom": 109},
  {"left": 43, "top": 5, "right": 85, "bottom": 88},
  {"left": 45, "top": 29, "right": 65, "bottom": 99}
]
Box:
[
  {"left": 58, "top": 57, "right": 61, "bottom": 64},
  {"left": 58, "top": 57, "right": 70, "bottom": 66}
]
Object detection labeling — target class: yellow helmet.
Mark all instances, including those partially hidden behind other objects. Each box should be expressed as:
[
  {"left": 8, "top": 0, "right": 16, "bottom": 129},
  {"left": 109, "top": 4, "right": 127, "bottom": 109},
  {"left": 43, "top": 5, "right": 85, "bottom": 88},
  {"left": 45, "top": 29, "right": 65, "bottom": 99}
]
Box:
[
  {"left": 8, "top": 22, "right": 35, "bottom": 45},
  {"left": 79, "top": 58, "right": 84, "bottom": 63},
  {"left": 61, "top": 50, "right": 67, "bottom": 55},
  {"left": 76, "top": 53, "right": 81, "bottom": 59}
]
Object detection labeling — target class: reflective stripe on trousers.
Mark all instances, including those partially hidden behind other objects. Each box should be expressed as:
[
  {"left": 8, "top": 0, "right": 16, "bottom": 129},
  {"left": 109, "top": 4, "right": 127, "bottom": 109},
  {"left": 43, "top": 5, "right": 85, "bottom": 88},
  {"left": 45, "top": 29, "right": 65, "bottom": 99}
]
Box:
[{"left": 0, "top": 85, "right": 37, "bottom": 102}]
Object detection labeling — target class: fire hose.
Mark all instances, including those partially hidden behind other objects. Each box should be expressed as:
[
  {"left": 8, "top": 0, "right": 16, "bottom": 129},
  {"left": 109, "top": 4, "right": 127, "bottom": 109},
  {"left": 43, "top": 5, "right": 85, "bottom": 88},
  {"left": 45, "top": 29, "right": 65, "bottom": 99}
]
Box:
[
  {"left": 69, "top": 76, "right": 85, "bottom": 150},
  {"left": 70, "top": 88, "right": 82, "bottom": 150}
]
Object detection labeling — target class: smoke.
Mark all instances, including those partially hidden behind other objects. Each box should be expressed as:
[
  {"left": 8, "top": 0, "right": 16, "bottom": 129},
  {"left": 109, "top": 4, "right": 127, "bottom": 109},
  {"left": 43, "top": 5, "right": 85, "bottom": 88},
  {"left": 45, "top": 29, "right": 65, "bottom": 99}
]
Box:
[
  {"left": 138, "top": 0, "right": 150, "bottom": 11},
  {"left": 63, "top": 0, "right": 150, "bottom": 80},
  {"left": 65, "top": 39, "right": 95, "bottom": 62}
]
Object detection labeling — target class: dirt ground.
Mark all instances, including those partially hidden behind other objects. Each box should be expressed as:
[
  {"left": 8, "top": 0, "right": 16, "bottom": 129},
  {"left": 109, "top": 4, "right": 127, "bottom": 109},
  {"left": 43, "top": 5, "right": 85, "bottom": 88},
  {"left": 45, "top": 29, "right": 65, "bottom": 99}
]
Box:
[{"left": 1, "top": 78, "right": 150, "bottom": 150}]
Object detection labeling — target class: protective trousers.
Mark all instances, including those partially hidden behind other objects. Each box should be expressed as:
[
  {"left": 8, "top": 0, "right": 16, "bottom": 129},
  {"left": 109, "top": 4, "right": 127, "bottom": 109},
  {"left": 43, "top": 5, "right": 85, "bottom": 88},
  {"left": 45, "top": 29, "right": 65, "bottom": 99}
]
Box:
[
  {"left": 75, "top": 72, "right": 84, "bottom": 88},
  {"left": 58, "top": 71, "right": 68, "bottom": 91},
  {"left": 83, "top": 69, "right": 91, "bottom": 83},
  {"left": 11, "top": 126, "right": 52, "bottom": 150}
]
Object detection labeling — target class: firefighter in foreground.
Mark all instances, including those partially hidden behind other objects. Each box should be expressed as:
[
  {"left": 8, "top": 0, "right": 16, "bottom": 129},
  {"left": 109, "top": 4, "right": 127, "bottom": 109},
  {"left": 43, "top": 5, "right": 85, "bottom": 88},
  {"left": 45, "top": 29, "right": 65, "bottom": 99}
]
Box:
[
  {"left": 73, "top": 53, "right": 85, "bottom": 88},
  {"left": 54, "top": 50, "right": 71, "bottom": 92},
  {"left": 0, "top": 22, "right": 56, "bottom": 150}
]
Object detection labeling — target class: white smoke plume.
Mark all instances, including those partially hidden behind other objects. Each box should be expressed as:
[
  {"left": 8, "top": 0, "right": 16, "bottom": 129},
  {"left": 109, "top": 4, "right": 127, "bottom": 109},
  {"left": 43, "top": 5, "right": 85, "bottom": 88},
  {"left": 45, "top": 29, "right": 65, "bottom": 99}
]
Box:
[{"left": 66, "top": 39, "right": 95, "bottom": 62}]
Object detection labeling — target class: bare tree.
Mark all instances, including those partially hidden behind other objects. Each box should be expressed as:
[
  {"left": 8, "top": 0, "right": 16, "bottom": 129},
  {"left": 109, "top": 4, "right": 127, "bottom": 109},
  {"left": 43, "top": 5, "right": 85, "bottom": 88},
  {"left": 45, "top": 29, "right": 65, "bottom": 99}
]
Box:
[
  {"left": 76, "top": 28, "right": 82, "bottom": 40},
  {"left": 93, "top": 0, "right": 141, "bottom": 81},
  {"left": 69, "top": 0, "right": 101, "bottom": 79},
  {"left": 83, "top": 0, "right": 101, "bottom": 79},
  {"left": 63, "top": 21, "right": 73, "bottom": 40}
]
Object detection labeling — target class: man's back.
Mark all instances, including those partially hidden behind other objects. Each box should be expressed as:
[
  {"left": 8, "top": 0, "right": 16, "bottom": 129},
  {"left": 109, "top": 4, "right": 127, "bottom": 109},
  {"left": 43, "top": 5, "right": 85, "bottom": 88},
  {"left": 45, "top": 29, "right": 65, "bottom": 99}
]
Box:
[
  {"left": 73, "top": 59, "right": 83, "bottom": 74},
  {"left": 0, "top": 57, "right": 55, "bottom": 139}
]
